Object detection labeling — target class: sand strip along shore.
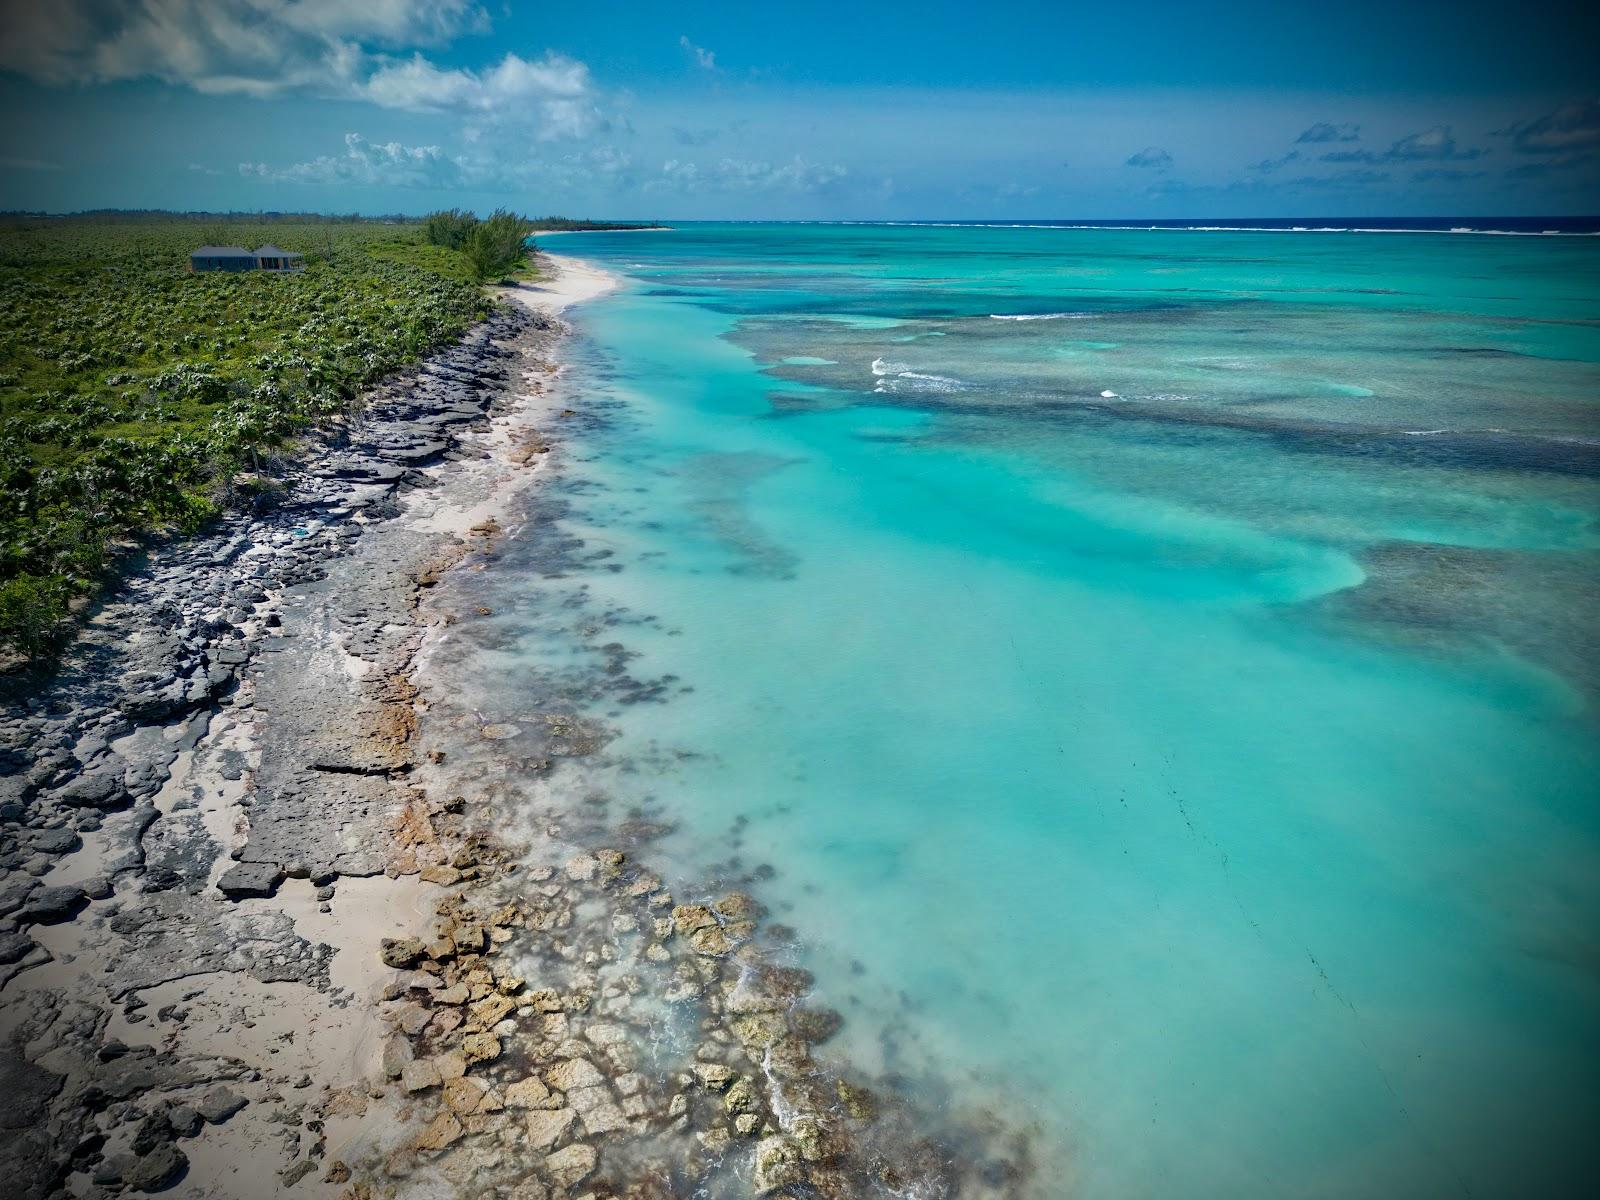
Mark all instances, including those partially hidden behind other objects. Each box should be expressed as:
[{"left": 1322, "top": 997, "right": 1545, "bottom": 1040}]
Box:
[{"left": 0, "top": 256, "right": 602, "bottom": 1199}]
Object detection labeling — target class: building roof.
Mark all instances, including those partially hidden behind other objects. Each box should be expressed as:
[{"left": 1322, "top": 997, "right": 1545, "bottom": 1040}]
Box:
[
  {"left": 191, "top": 245, "right": 254, "bottom": 257},
  {"left": 252, "top": 244, "right": 303, "bottom": 257}
]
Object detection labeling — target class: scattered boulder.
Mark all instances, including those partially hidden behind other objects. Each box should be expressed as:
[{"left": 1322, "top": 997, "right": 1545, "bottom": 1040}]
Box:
[
  {"left": 379, "top": 937, "right": 426, "bottom": 968},
  {"left": 195, "top": 1086, "right": 247, "bottom": 1125},
  {"left": 31, "top": 828, "right": 82, "bottom": 855},
  {"left": 215, "top": 862, "right": 284, "bottom": 900},
  {"left": 55, "top": 771, "right": 128, "bottom": 810},
  {"left": 18, "top": 884, "right": 88, "bottom": 924},
  {"left": 0, "top": 932, "right": 36, "bottom": 964},
  {"left": 123, "top": 1143, "right": 187, "bottom": 1193},
  {"left": 166, "top": 1104, "right": 203, "bottom": 1138}
]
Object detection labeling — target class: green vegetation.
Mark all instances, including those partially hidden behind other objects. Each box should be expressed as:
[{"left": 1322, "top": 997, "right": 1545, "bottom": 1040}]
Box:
[
  {"left": 423, "top": 208, "right": 534, "bottom": 282},
  {"left": 0, "top": 217, "right": 491, "bottom": 655}
]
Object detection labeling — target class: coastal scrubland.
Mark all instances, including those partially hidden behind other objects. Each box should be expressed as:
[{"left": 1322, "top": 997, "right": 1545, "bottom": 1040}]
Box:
[{"left": 0, "top": 216, "right": 497, "bottom": 654}]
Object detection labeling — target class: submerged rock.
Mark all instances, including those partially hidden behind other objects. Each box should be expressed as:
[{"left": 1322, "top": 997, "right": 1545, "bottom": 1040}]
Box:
[
  {"left": 544, "top": 1142, "right": 597, "bottom": 1189},
  {"left": 753, "top": 1135, "right": 805, "bottom": 1194}
]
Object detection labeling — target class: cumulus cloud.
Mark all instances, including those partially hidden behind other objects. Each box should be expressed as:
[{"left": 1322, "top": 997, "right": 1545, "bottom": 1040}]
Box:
[
  {"left": 1125, "top": 147, "right": 1172, "bottom": 169},
  {"left": 359, "top": 52, "right": 604, "bottom": 138},
  {"left": 679, "top": 36, "right": 716, "bottom": 70},
  {"left": 0, "top": 1, "right": 479, "bottom": 91},
  {"left": 1495, "top": 100, "right": 1600, "bottom": 155},
  {"left": 0, "top": 1, "right": 598, "bottom": 139},
  {"left": 1296, "top": 122, "right": 1360, "bottom": 143}
]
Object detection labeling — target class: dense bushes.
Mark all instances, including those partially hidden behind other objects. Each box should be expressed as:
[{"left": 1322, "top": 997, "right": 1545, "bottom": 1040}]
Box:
[
  {"left": 0, "top": 218, "right": 490, "bottom": 656},
  {"left": 424, "top": 208, "right": 533, "bottom": 282},
  {"left": 424, "top": 208, "right": 479, "bottom": 251}
]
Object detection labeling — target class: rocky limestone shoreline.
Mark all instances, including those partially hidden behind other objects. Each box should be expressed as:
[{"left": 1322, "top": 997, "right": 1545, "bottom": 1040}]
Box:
[{"left": 1, "top": 261, "right": 1039, "bottom": 1199}]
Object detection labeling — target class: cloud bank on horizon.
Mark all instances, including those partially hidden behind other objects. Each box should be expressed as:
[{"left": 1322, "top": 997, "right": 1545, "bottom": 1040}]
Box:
[{"left": 0, "top": 0, "right": 1595, "bottom": 217}]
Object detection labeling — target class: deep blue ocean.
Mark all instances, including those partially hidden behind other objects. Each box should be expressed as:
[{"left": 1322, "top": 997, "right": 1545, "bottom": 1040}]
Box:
[{"left": 440, "top": 222, "right": 1600, "bottom": 1197}]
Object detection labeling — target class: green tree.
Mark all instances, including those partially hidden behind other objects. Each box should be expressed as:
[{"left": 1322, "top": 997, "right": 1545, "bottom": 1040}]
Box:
[
  {"left": 463, "top": 209, "right": 532, "bottom": 283},
  {"left": 424, "top": 208, "right": 479, "bottom": 250}
]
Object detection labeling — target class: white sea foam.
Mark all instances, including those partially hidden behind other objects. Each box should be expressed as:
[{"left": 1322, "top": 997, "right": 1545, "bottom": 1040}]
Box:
[
  {"left": 989, "top": 311, "right": 1100, "bottom": 321},
  {"left": 829, "top": 220, "right": 1599, "bottom": 236},
  {"left": 870, "top": 356, "right": 963, "bottom": 393}
]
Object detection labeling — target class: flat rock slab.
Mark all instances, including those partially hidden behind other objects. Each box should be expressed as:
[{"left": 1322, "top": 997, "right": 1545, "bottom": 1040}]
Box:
[{"left": 215, "top": 862, "right": 285, "bottom": 900}]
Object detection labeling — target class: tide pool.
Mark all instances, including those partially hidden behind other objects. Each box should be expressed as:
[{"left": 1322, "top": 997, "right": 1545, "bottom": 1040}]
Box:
[{"left": 447, "top": 224, "right": 1600, "bottom": 1197}]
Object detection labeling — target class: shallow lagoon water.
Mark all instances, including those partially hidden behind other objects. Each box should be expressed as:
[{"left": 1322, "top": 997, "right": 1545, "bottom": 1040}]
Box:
[{"left": 454, "top": 225, "right": 1599, "bottom": 1197}]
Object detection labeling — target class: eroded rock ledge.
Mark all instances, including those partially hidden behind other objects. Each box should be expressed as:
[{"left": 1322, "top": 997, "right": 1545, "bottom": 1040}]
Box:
[{"left": 0, "top": 299, "right": 555, "bottom": 1198}]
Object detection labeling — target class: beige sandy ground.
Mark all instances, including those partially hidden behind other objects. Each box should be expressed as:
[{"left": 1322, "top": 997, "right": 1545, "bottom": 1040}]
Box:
[{"left": 13, "top": 253, "right": 618, "bottom": 1199}]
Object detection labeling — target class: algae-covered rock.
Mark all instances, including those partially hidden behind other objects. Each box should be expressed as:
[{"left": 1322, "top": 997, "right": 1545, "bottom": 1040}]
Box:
[
  {"left": 836, "top": 1079, "right": 878, "bottom": 1121},
  {"left": 693, "top": 1062, "right": 736, "bottom": 1091},
  {"left": 753, "top": 1135, "right": 805, "bottom": 1194},
  {"left": 724, "top": 1078, "right": 759, "bottom": 1116}
]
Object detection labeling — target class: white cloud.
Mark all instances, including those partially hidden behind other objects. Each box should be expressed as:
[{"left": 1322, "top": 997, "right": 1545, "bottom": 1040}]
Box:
[
  {"left": 358, "top": 51, "right": 604, "bottom": 138},
  {"left": 650, "top": 155, "right": 847, "bottom": 194},
  {"left": 0, "top": 2, "right": 598, "bottom": 139},
  {"left": 241, "top": 132, "right": 458, "bottom": 188},
  {"left": 0, "top": 1, "right": 480, "bottom": 91},
  {"left": 679, "top": 36, "right": 717, "bottom": 70},
  {"left": 1125, "top": 147, "right": 1172, "bottom": 169},
  {"left": 238, "top": 133, "right": 640, "bottom": 193}
]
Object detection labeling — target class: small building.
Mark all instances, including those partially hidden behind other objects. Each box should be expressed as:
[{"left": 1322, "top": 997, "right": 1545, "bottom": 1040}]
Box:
[
  {"left": 189, "top": 245, "right": 257, "bottom": 272},
  {"left": 189, "top": 244, "right": 306, "bottom": 273},
  {"left": 252, "top": 244, "right": 305, "bottom": 272}
]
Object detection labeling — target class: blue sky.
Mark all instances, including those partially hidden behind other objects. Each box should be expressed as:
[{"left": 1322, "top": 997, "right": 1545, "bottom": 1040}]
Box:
[{"left": 0, "top": 0, "right": 1596, "bottom": 218}]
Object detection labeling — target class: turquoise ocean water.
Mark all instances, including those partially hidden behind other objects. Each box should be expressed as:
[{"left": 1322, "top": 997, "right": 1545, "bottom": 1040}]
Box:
[{"left": 442, "top": 224, "right": 1600, "bottom": 1197}]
